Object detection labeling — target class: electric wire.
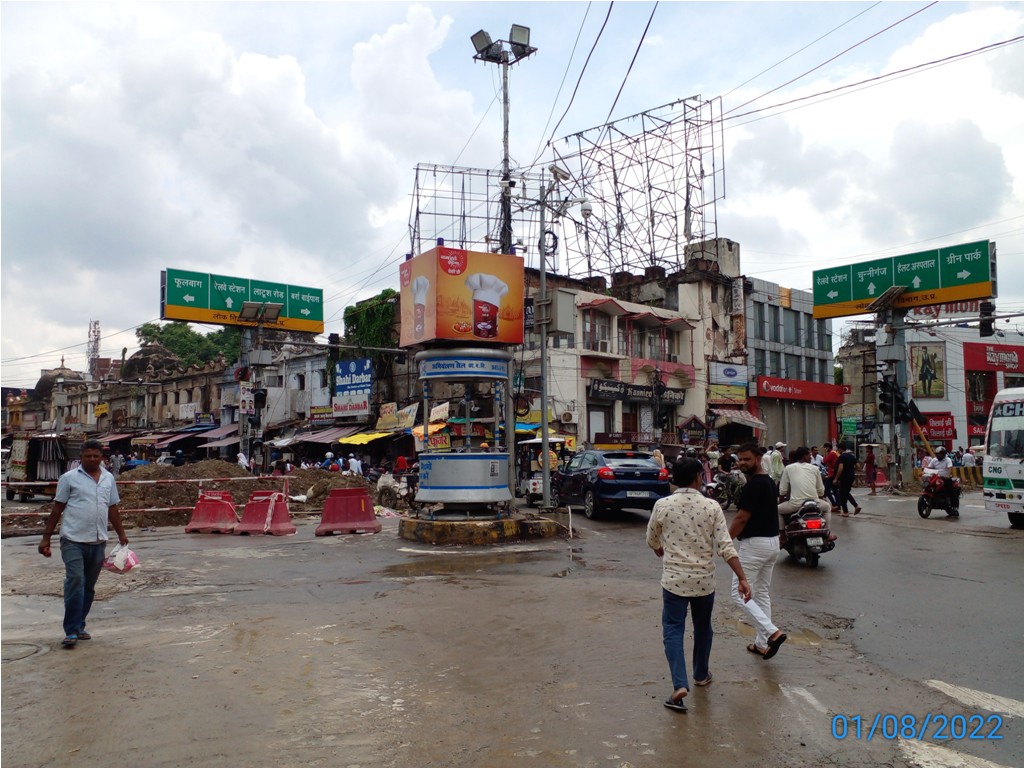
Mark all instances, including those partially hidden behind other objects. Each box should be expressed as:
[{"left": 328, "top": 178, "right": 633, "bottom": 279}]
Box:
[
  {"left": 722, "top": 1, "right": 939, "bottom": 116},
  {"left": 721, "top": 2, "right": 883, "bottom": 99}
]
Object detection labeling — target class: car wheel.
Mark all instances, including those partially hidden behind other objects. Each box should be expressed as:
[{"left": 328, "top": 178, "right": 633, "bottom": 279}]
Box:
[
  {"left": 583, "top": 490, "right": 601, "bottom": 520},
  {"left": 917, "top": 497, "right": 931, "bottom": 518},
  {"left": 377, "top": 486, "right": 399, "bottom": 509},
  {"left": 526, "top": 494, "right": 537, "bottom": 508}
]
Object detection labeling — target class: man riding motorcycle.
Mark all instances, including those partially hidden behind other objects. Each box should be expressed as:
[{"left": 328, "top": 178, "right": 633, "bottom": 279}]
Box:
[{"left": 777, "top": 446, "right": 834, "bottom": 541}]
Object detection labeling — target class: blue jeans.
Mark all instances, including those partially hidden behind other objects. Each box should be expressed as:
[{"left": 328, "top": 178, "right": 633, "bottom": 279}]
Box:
[
  {"left": 60, "top": 539, "right": 106, "bottom": 637},
  {"left": 661, "top": 589, "right": 715, "bottom": 691}
]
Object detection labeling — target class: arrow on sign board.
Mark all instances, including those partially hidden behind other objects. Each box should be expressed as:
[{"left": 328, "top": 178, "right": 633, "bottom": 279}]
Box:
[
  {"left": 827, "top": 290, "right": 839, "bottom": 299},
  {"left": 225, "top": 297, "right": 234, "bottom": 309},
  {"left": 868, "top": 282, "right": 876, "bottom": 296},
  {"left": 912, "top": 276, "right": 921, "bottom": 289},
  {"left": 300, "top": 308, "right": 310, "bottom": 316},
  {"left": 957, "top": 270, "right": 970, "bottom": 280},
  {"left": 183, "top": 294, "right": 195, "bottom": 303}
]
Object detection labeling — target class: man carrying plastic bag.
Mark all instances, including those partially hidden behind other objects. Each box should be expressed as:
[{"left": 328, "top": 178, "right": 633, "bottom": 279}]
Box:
[{"left": 38, "top": 438, "right": 130, "bottom": 649}]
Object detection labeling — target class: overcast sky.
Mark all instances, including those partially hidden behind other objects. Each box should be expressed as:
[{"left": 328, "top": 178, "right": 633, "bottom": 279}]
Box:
[{"left": 2, "top": 1, "right": 1022, "bottom": 388}]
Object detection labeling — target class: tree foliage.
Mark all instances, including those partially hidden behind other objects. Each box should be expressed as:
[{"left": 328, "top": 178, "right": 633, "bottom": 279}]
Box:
[
  {"left": 135, "top": 322, "right": 242, "bottom": 368},
  {"left": 342, "top": 289, "right": 399, "bottom": 351}
]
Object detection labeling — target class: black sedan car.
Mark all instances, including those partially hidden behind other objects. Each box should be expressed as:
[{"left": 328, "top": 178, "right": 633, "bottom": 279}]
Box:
[{"left": 553, "top": 450, "right": 671, "bottom": 519}]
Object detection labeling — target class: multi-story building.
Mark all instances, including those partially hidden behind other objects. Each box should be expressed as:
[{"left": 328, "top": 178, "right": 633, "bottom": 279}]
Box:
[{"left": 743, "top": 278, "right": 843, "bottom": 447}]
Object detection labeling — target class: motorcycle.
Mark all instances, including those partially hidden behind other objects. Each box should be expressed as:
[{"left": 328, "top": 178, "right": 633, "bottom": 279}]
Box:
[
  {"left": 781, "top": 499, "right": 835, "bottom": 568},
  {"left": 918, "top": 470, "right": 961, "bottom": 518}
]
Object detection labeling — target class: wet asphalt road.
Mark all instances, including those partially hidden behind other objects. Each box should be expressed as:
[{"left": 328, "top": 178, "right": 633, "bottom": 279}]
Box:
[{"left": 2, "top": 489, "right": 1022, "bottom": 767}]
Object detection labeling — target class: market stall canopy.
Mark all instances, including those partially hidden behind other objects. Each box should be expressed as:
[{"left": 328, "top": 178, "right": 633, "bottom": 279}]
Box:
[
  {"left": 713, "top": 409, "right": 767, "bottom": 431},
  {"left": 200, "top": 424, "right": 239, "bottom": 441},
  {"left": 96, "top": 433, "right": 134, "bottom": 444},
  {"left": 203, "top": 436, "right": 241, "bottom": 449},
  {"left": 338, "top": 431, "right": 394, "bottom": 446},
  {"left": 411, "top": 423, "right": 447, "bottom": 439},
  {"left": 300, "top": 426, "right": 362, "bottom": 444}
]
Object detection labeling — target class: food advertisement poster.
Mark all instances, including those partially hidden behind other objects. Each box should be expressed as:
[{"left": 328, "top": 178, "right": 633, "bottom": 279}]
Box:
[{"left": 399, "top": 246, "right": 525, "bottom": 347}]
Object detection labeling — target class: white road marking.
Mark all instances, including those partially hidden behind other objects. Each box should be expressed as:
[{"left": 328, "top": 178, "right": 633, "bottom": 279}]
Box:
[
  {"left": 395, "top": 545, "right": 547, "bottom": 555},
  {"left": 925, "top": 680, "right": 1024, "bottom": 719},
  {"left": 899, "top": 738, "right": 1014, "bottom": 768},
  {"left": 779, "top": 685, "right": 828, "bottom": 715}
]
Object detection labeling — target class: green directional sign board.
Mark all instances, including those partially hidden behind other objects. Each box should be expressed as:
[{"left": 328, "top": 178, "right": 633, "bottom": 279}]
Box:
[
  {"left": 162, "top": 269, "right": 324, "bottom": 333},
  {"left": 813, "top": 240, "right": 995, "bottom": 319}
]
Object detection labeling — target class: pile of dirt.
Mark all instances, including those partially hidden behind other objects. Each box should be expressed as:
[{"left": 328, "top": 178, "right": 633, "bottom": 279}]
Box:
[{"left": 5, "top": 461, "right": 377, "bottom": 535}]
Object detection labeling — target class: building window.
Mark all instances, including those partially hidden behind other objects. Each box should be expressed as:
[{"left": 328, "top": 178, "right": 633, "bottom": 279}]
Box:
[
  {"left": 754, "top": 348, "right": 767, "bottom": 377},
  {"left": 770, "top": 351, "right": 782, "bottom": 377},
  {"left": 319, "top": 369, "right": 329, "bottom": 388},
  {"left": 583, "top": 311, "right": 612, "bottom": 352},
  {"left": 296, "top": 373, "right": 306, "bottom": 390},
  {"left": 769, "top": 305, "right": 781, "bottom": 343},
  {"left": 754, "top": 302, "right": 766, "bottom": 341},
  {"left": 816, "top": 319, "right": 830, "bottom": 352},
  {"left": 806, "top": 357, "right": 818, "bottom": 382},
  {"left": 161, "top": 392, "right": 168, "bottom": 406},
  {"left": 785, "top": 354, "right": 800, "bottom": 379},
  {"left": 819, "top": 358, "right": 830, "bottom": 384},
  {"left": 784, "top": 309, "right": 799, "bottom": 346},
  {"left": 186, "top": 390, "right": 193, "bottom": 403},
  {"left": 173, "top": 391, "right": 180, "bottom": 404}
]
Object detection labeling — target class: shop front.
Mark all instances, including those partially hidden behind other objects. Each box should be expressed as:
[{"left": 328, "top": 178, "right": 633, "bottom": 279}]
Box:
[
  {"left": 963, "top": 341, "right": 1024, "bottom": 447},
  {"left": 586, "top": 378, "right": 688, "bottom": 447},
  {"left": 752, "top": 376, "right": 844, "bottom": 447}
]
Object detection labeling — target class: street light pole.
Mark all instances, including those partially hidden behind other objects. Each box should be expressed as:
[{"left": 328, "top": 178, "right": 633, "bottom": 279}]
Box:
[
  {"left": 500, "top": 54, "right": 513, "bottom": 257},
  {"left": 538, "top": 173, "right": 552, "bottom": 506}
]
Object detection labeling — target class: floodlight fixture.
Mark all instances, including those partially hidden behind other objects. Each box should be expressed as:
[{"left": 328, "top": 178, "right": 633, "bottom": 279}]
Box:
[
  {"left": 509, "top": 24, "right": 531, "bottom": 57},
  {"left": 471, "top": 29, "right": 493, "bottom": 55},
  {"left": 239, "top": 301, "right": 263, "bottom": 321}
]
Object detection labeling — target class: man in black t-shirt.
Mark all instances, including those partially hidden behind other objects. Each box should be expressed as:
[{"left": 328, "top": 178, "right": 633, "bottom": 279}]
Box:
[
  {"left": 833, "top": 443, "right": 862, "bottom": 515},
  {"left": 727, "top": 443, "right": 788, "bottom": 660}
]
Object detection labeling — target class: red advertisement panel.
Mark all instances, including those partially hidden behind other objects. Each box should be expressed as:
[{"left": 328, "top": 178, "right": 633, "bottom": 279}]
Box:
[
  {"left": 962, "top": 342, "right": 1024, "bottom": 373},
  {"left": 756, "top": 376, "right": 846, "bottom": 404},
  {"left": 922, "top": 412, "right": 956, "bottom": 440}
]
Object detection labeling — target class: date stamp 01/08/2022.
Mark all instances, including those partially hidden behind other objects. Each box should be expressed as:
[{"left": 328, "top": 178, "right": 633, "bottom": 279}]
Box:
[{"left": 831, "top": 713, "right": 1004, "bottom": 742}]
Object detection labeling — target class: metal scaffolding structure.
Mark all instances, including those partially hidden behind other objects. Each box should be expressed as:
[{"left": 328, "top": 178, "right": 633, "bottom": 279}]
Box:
[
  {"left": 407, "top": 96, "right": 725, "bottom": 280},
  {"left": 546, "top": 96, "right": 725, "bottom": 279}
]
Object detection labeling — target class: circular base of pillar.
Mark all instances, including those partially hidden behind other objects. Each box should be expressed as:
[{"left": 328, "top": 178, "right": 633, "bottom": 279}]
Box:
[{"left": 398, "top": 514, "right": 564, "bottom": 545}]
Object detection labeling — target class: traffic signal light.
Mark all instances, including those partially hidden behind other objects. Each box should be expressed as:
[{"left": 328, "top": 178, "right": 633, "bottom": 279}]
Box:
[
  {"left": 248, "top": 415, "right": 261, "bottom": 429},
  {"left": 877, "top": 379, "right": 895, "bottom": 417},
  {"left": 909, "top": 398, "right": 925, "bottom": 426},
  {"left": 979, "top": 301, "right": 995, "bottom": 338},
  {"left": 892, "top": 384, "right": 912, "bottom": 423},
  {"left": 253, "top": 388, "right": 268, "bottom": 410}
]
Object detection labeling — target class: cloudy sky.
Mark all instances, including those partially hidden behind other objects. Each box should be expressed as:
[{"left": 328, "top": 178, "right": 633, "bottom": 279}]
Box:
[{"left": 2, "top": 1, "right": 1022, "bottom": 388}]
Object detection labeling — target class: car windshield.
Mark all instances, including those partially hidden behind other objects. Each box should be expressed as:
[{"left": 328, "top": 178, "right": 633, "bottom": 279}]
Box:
[
  {"left": 987, "top": 401, "right": 1024, "bottom": 459},
  {"left": 603, "top": 453, "right": 657, "bottom": 468}
]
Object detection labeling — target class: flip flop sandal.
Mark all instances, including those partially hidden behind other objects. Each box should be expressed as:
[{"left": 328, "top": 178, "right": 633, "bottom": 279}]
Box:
[
  {"left": 77, "top": 631, "right": 91, "bottom": 640},
  {"left": 763, "top": 633, "right": 788, "bottom": 660},
  {"left": 663, "top": 697, "right": 688, "bottom": 712},
  {"left": 694, "top": 673, "right": 713, "bottom": 687},
  {"left": 61, "top": 636, "right": 78, "bottom": 648},
  {"left": 747, "top": 643, "right": 766, "bottom": 656}
]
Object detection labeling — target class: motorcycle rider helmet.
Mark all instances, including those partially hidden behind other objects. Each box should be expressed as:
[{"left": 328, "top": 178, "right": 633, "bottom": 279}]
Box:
[
  {"left": 325, "top": 452, "right": 334, "bottom": 459},
  {"left": 935, "top": 447, "right": 947, "bottom": 457},
  {"left": 685, "top": 447, "right": 697, "bottom": 458}
]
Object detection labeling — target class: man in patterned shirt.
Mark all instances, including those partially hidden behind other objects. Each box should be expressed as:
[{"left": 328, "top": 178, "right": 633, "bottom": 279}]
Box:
[{"left": 647, "top": 457, "right": 751, "bottom": 713}]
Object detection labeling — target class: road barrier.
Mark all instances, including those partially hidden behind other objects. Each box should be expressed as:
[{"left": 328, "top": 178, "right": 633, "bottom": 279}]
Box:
[
  {"left": 185, "top": 490, "right": 239, "bottom": 534},
  {"left": 235, "top": 491, "right": 296, "bottom": 536},
  {"left": 315, "top": 487, "right": 381, "bottom": 536}
]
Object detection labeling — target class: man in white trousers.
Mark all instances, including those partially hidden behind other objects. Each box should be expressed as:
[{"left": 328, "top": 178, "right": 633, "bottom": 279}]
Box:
[{"left": 729, "top": 443, "right": 788, "bottom": 660}]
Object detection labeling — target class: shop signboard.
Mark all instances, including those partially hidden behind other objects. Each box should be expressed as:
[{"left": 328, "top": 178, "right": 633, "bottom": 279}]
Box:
[
  {"left": 309, "top": 405, "right": 334, "bottom": 427},
  {"left": 963, "top": 342, "right": 1023, "bottom": 373},
  {"left": 162, "top": 269, "right": 324, "bottom": 333},
  {"left": 812, "top": 240, "right": 995, "bottom": 319},
  {"left": 377, "top": 402, "right": 419, "bottom": 431},
  {"left": 334, "top": 359, "right": 373, "bottom": 417},
  {"left": 756, "top": 376, "right": 846, "bottom": 404},
  {"left": 398, "top": 246, "right": 525, "bottom": 346},
  {"left": 679, "top": 416, "right": 707, "bottom": 445},
  {"left": 922, "top": 412, "right": 956, "bottom": 441},
  {"left": 708, "top": 383, "right": 747, "bottom": 405},
  {"left": 588, "top": 378, "right": 687, "bottom": 403}
]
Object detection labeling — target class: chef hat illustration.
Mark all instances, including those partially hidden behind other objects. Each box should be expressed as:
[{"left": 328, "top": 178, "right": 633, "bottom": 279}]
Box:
[
  {"left": 465, "top": 273, "right": 509, "bottom": 308},
  {"left": 412, "top": 276, "right": 431, "bottom": 303}
]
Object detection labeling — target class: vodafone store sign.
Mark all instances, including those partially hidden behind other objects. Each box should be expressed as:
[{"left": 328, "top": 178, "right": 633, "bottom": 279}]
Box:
[{"left": 756, "top": 376, "right": 845, "bottom": 404}]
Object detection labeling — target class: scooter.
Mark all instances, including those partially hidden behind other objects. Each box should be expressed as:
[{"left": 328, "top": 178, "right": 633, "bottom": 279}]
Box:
[
  {"left": 918, "top": 470, "right": 961, "bottom": 518},
  {"left": 781, "top": 499, "right": 835, "bottom": 568}
]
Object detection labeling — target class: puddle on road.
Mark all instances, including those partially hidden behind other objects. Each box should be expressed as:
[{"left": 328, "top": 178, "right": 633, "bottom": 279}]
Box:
[
  {"left": 381, "top": 546, "right": 587, "bottom": 580},
  {"left": 730, "top": 620, "right": 826, "bottom": 648}
]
